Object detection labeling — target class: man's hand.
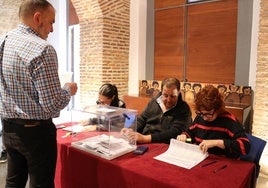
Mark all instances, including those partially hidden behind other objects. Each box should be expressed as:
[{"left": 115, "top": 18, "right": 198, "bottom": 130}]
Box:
[
  {"left": 64, "top": 82, "right": 78, "bottom": 96},
  {"left": 120, "top": 128, "right": 151, "bottom": 144}
]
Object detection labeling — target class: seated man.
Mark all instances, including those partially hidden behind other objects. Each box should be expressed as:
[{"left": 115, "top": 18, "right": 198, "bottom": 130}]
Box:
[{"left": 121, "top": 77, "right": 192, "bottom": 144}]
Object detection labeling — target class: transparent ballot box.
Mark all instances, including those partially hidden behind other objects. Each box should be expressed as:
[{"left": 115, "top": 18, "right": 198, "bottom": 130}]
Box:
[{"left": 69, "top": 105, "right": 137, "bottom": 160}]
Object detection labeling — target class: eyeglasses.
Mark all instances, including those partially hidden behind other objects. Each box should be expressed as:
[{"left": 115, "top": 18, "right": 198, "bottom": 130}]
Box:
[
  {"left": 96, "top": 100, "right": 106, "bottom": 105},
  {"left": 195, "top": 110, "right": 215, "bottom": 118}
]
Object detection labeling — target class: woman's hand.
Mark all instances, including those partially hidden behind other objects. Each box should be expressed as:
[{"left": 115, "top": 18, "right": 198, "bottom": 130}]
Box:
[
  {"left": 176, "top": 134, "right": 187, "bottom": 142},
  {"left": 199, "top": 139, "right": 225, "bottom": 153}
]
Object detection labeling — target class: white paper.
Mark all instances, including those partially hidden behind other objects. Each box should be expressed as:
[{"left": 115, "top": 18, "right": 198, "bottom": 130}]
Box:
[
  {"left": 154, "top": 139, "right": 208, "bottom": 169},
  {"left": 71, "top": 134, "right": 136, "bottom": 160},
  {"left": 62, "top": 124, "right": 96, "bottom": 132},
  {"left": 59, "top": 72, "right": 73, "bottom": 87},
  {"left": 96, "top": 108, "right": 116, "bottom": 113}
]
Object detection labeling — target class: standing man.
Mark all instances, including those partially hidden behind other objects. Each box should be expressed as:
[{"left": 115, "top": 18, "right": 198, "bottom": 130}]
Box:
[{"left": 0, "top": 0, "right": 77, "bottom": 187}]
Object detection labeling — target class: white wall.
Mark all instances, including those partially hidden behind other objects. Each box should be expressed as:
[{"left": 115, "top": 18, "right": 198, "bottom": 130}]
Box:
[
  {"left": 48, "top": 0, "right": 68, "bottom": 72},
  {"left": 128, "top": 0, "right": 147, "bottom": 95},
  {"left": 48, "top": 0, "right": 80, "bottom": 110},
  {"left": 249, "top": 0, "right": 260, "bottom": 90}
]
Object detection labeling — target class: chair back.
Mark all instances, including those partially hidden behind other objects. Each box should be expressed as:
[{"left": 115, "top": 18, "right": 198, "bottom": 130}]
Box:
[{"left": 240, "top": 133, "right": 267, "bottom": 178}]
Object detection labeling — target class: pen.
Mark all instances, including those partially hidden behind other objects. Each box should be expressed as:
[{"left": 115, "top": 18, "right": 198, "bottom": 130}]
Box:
[
  {"left": 201, "top": 160, "right": 217, "bottom": 167},
  {"left": 62, "top": 132, "right": 77, "bottom": 138},
  {"left": 123, "top": 113, "right": 130, "bottom": 120},
  {"left": 213, "top": 165, "right": 227, "bottom": 173}
]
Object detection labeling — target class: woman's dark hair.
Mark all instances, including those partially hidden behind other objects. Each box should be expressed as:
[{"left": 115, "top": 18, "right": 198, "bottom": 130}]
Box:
[
  {"left": 195, "top": 85, "right": 225, "bottom": 111},
  {"left": 98, "top": 84, "right": 120, "bottom": 107}
]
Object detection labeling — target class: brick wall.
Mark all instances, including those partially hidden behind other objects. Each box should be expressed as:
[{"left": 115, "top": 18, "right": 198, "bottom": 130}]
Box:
[
  {"left": 253, "top": 0, "right": 268, "bottom": 175},
  {"left": 71, "top": 0, "right": 130, "bottom": 106},
  {"left": 0, "top": 0, "right": 21, "bottom": 35},
  {"left": 0, "top": 0, "right": 130, "bottom": 108}
]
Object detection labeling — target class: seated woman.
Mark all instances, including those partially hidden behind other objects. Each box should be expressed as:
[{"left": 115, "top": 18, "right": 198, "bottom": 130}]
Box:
[
  {"left": 82, "top": 84, "right": 126, "bottom": 128},
  {"left": 96, "top": 83, "right": 126, "bottom": 108},
  {"left": 177, "top": 85, "right": 250, "bottom": 159}
]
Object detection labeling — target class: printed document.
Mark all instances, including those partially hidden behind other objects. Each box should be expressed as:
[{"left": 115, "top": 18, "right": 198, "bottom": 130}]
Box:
[{"left": 154, "top": 139, "right": 208, "bottom": 169}]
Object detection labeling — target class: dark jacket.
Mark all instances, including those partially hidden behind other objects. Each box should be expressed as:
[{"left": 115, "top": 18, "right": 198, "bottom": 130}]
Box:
[{"left": 137, "top": 92, "right": 192, "bottom": 144}]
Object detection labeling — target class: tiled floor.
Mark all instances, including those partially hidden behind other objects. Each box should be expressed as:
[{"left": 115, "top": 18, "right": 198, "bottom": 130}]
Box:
[{"left": 258, "top": 173, "right": 268, "bottom": 188}]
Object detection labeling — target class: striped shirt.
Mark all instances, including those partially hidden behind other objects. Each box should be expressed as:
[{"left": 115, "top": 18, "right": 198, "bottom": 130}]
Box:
[
  {"left": 183, "top": 112, "right": 250, "bottom": 158},
  {"left": 0, "top": 24, "right": 71, "bottom": 120}
]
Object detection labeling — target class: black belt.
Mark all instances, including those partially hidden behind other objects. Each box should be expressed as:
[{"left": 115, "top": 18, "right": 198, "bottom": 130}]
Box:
[{"left": 2, "top": 118, "right": 52, "bottom": 127}]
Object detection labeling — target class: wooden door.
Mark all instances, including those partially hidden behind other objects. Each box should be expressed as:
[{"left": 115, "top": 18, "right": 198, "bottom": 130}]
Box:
[
  {"left": 186, "top": 0, "right": 237, "bottom": 83},
  {"left": 154, "top": 7, "right": 185, "bottom": 80},
  {"left": 154, "top": 0, "right": 238, "bottom": 83}
]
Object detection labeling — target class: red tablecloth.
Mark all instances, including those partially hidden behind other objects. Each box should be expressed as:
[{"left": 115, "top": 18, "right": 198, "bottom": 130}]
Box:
[{"left": 55, "top": 125, "right": 256, "bottom": 188}]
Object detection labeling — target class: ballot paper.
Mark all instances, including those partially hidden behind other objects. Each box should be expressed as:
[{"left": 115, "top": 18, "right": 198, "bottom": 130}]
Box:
[
  {"left": 71, "top": 134, "right": 136, "bottom": 160},
  {"left": 62, "top": 124, "right": 96, "bottom": 132},
  {"left": 96, "top": 108, "right": 116, "bottom": 113},
  {"left": 154, "top": 139, "right": 208, "bottom": 169},
  {"left": 59, "top": 72, "right": 73, "bottom": 87}
]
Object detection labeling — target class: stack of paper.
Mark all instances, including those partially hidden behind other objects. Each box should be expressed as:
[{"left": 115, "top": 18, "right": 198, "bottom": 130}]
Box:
[
  {"left": 71, "top": 134, "right": 136, "bottom": 160},
  {"left": 62, "top": 124, "right": 96, "bottom": 132},
  {"left": 154, "top": 139, "right": 208, "bottom": 169}
]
